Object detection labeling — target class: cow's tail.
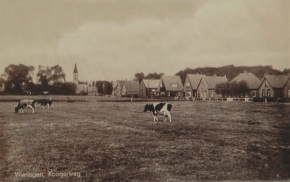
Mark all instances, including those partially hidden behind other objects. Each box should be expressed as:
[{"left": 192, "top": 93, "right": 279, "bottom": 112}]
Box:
[{"left": 167, "top": 104, "right": 172, "bottom": 111}]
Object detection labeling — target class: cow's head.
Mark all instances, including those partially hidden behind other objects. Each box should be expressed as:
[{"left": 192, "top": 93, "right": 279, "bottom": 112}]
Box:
[
  {"left": 143, "top": 103, "right": 154, "bottom": 112},
  {"left": 15, "top": 106, "right": 20, "bottom": 113}
]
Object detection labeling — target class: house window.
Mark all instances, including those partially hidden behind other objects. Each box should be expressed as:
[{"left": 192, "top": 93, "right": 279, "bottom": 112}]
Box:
[
  {"left": 171, "top": 83, "right": 178, "bottom": 87},
  {"left": 265, "top": 80, "right": 268, "bottom": 87},
  {"left": 252, "top": 91, "right": 256, "bottom": 97},
  {"left": 262, "top": 89, "right": 265, "bottom": 97},
  {"left": 267, "top": 89, "right": 271, "bottom": 97}
]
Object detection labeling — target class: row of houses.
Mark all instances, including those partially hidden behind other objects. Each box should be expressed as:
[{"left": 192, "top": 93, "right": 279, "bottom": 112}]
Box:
[{"left": 112, "top": 71, "right": 290, "bottom": 100}]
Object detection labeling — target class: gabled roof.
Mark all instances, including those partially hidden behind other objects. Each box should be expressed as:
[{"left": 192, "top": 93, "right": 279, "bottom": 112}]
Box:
[
  {"left": 231, "top": 72, "right": 261, "bottom": 89},
  {"left": 142, "top": 79, "right": 159, "bottom": 88},
  {"left": 187, "top": 74, "right": 206, "bottom": 89},
  {"left": 263, "top": 75, "right": 289, "bottom": 89},
  {"left": 123, "top": 81, "right": 139, "bottom": 91},
  {"left": 117, "top": 80, "right": 125, "bottom": 88},
  {"left": 160, "top": 76, "right": 183, "bottom": 91},
  {"left": 202, "top": 75, "right": 228, "bottom": 89}
]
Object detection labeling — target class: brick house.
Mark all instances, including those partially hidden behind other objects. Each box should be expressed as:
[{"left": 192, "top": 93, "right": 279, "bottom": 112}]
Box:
[
  {"left": 196, "top": 75, "right": 228, "bottom": 100},
  {"left": 183, "top": 74, "right": 206, "bottom": 97},
  {"left": 258, "top": 75, "right": 290, "bottom": 99}
]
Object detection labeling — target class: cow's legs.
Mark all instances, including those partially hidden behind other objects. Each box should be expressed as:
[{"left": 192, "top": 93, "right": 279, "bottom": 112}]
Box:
[
  {"left": 164, "top": 111, "right": 171, "bottom": 122},
  {"left": 151, "top": 112, "right": 158, "bottom": 121},
  {"left": 27, "top": 105, "right": 35, "bottom": 113}
]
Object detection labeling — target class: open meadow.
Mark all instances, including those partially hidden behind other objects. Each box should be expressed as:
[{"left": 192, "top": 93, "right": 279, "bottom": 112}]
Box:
[{"left": 0, "top": 99, "right": 289, "bottom": 181}]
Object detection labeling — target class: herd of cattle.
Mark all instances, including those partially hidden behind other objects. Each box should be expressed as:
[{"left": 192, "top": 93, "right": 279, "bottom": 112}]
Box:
[
  {"left": 14, "top": 99, "right": 173, "bottom": 122},
  {"left": 15, "top": 99, "right": 53, "bottom": 114}
]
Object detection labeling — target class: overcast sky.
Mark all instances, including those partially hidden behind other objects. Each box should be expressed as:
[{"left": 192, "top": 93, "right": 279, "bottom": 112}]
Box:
[{"left": 0, "top": 0, "right": 289, "bottom": 82}]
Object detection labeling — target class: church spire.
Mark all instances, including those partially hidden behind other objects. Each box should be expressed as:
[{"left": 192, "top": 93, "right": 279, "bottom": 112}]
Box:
[{"left": 74, "top": 63, "right": 78, "bottom": 73}]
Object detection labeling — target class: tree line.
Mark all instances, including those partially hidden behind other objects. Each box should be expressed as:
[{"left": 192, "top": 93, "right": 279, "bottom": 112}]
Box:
[
  {"left": 175, "top": 65, "right": 290, "bottom": 84},
  {"left": 0, "top": 64, "right": 75, "bottom": 95},
  {"left": 0, "top": 64, "right": 113, "bottom": 95}
]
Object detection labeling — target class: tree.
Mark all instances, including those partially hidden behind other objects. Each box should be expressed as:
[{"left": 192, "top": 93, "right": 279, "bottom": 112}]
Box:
[
  {"left": 36, "top": 65, "right": 66, "bottom": 88},
  {"left": 238, "top": 80, "right": 249, "bottom": 97},
  {"left": 50, "top": 82, "right": 76, "bottom": 95},
  {"left": 102, "top": 81, "right": 113, "bottom": 95},
  {"left": 2, "top": 64, "right": 34, "bottom": 94},
  {"left": 216, "top": 82, "right": 231, "bottom": 97},
  {"left": 230, "top": 81, "right": 240, "bottom": 97},
  {"left": 95, "top": 81, "right": 103, "bottom": 94},
  {"left": 144, "top": 73, "right": 164, "bottom": 79},
  {"left": 134, "top": 73, "right": 145, "bottom": 84}
]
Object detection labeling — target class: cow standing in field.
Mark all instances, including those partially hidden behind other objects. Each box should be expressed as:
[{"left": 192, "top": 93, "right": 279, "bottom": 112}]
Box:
[
  {"left": 15, "top": 100, "right": 36, "bottom": 114},
  {"left": 35, "top": 99, "right": 54, "bottom": 109},
  {"left": 143, "top": 103, "right": 172, "bottom": 122}
]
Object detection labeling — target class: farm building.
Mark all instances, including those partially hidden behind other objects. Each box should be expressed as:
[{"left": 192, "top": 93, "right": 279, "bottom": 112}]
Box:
[
  {"left": 183, "top": 74, "right": 206, "bottom": 97},
  {"left": 112, "top": 80, "right": 125, "bottom": 97},
  {"left": 230, "top": 71, "right": 261, "bottom": 98},
  {"left": 158, "top": 76, "right": 183, "bottom": 97},
  {"left": 258, "top": 74, "right": 290, "bottom": 99},
  {"left": 121, "top": 81, "right": 139, "bottom": 97},
  {"left": 196, "top": 75, "right": 228, "bottom": 100},
  {"left": 139, "top": 79, "right": 159, "bottom": 98}
]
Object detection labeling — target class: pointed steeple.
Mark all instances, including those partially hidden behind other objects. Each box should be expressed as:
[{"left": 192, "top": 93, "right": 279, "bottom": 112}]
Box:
[{"left": 74, "top": 63, "right": 78, "bottom": 73}]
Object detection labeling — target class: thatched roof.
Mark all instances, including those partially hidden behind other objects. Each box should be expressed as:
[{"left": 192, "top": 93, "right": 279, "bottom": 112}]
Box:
[{"left": 231, "top": 72, "right": 261, "bottom": 89}]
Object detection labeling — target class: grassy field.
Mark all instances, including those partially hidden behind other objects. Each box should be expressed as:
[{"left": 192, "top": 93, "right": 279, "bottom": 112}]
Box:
[{"left": 0, "top": 100, "right": 289, "bottom": 181}]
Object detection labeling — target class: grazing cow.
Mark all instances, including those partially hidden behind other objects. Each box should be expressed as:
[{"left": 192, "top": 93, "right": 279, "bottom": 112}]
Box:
[
  {"left": 143, "top": 103, "right": 172, "bottom": 122},
  {"left": 15, "top": 100, "right": 36, "bottom": 114},
  {"left": 35, "top": 99, "right": 54, "bottom": 109}
]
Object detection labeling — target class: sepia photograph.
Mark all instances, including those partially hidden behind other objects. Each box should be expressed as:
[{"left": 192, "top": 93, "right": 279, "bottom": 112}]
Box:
[{"left": 0, "top": 0, "right": 289, "bottom": 181}]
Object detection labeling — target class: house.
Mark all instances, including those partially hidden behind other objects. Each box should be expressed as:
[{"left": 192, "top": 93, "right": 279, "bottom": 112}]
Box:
[
  {"left": 87, "top": 84, "right": 98, "bottom": 96},
  {"left": 121, "top": 81, "right": 139, "bottom": 97},
  {"left": 258, "top": 74, "right": 290, "bottom": 99},
  {"left": 183, "top": 74, "right": 206, "bottom": 97},
  {"left": 158, "top": 76, "right": 183, "bottom": 97},
  {"left": 196, "top": 75, "right": 228, "bottom": 100},
  {"left": 112, "top": 80, "right": 125, "bottom": 97},
  {"left": 139, "top": 79, "right": 159, "bottom": 98},
  {"left": 230, "top": 71, "right": 261, "bottom": 98}
]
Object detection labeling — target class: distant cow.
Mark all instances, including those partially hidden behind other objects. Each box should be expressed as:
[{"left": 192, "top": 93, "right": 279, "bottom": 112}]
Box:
[
  {"left": 35, "top": 99, "right": 54, "bottom": 109},
  {"left": 143, "top": 103, "right": 172, "bottom": 122},
  {"left": 15, "top": 100, "right": 36, "bottom": 114}
]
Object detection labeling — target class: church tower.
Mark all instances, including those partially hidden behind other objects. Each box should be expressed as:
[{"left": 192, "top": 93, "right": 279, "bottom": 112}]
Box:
[{"left": 73, "top": 63, "right": 78, "bottom": 85}]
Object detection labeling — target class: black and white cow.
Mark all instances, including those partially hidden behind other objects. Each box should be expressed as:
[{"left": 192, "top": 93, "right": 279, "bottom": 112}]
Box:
[
  {"left": 35, "top": 99, "right": 53, "bottom": 109},
  {"left": 143, "top": 103, "right": 172, "bottom": 122},
  {"left": 15, "top": 100, "right": 36, "bottom": 114}
]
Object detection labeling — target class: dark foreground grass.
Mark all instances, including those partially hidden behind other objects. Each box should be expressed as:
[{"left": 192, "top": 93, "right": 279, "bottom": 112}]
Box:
[{"left": 0, "top": 101, "right": 289, "bottom": 181}]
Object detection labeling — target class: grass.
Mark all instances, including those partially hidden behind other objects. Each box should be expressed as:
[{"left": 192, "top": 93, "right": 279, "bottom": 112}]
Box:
[{"left": 0, "top": 100, "right": 289, "bottom": 181}]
